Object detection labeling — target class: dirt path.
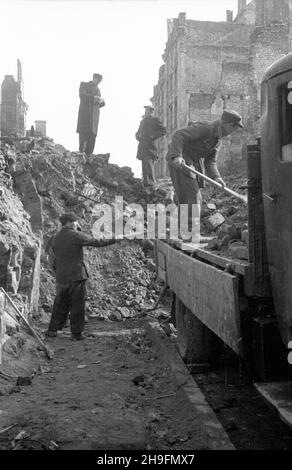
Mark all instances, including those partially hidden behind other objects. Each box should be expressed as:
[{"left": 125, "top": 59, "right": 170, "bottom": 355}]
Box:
[
  {"left": 0, "top": 243, "right": 231, "bottom": 450},
  {"left": 0, "top": 317, "right": 230, "bottom": 451}
]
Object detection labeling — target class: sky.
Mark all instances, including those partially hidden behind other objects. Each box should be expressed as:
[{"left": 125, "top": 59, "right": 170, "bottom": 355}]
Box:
[{"left": 0, "top": 0, "right": 239, "bottom": 176}]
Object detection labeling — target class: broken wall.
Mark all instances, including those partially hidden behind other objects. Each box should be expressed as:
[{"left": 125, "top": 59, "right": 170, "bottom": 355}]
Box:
[
  {"left": 1, "top": 73, "right": 27, "bottom": 138},
  {"left": 0, "top": 173, "right": 41, "bottom": 314}
]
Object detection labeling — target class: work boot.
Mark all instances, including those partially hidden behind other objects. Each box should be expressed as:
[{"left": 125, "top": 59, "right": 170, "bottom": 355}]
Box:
[
  {"left": 45, "top": 330, "right": 57, "bottom": 338},
  {"left": 70, "top": 333, "right": 85, "bottom": 341}
]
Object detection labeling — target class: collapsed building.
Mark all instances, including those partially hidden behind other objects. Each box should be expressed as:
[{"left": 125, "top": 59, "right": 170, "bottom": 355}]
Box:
[
  {"left": 152, "top": 0, "right": 292, "bottom": 178},
  {"left": 0, "top": 60, "right": 46, "bottom": 139},
  {"left": 0, "top": 60, "right": 28, "bottom": 138}
]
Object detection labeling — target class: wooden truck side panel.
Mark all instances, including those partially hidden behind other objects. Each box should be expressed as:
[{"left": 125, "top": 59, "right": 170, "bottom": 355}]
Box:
[{"left": 156, "top": 240, "right": 241, "bottom": 354}]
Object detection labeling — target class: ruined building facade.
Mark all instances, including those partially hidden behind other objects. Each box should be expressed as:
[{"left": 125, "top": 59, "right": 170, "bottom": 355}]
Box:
[
  {"left": 0, "top": 59, "right": 28, "bottom": 137},
  {"left": 152, "top": 0, "right": 292, "bottom": 178}
]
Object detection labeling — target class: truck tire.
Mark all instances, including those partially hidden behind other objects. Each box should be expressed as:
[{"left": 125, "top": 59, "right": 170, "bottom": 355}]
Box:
[{"left": 175, "top": 295, "right": 215, "bottom": 364}]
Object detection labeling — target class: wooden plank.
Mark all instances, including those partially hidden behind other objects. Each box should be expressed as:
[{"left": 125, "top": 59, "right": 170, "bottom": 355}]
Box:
[
  {"left": 155, "top": 240, "right": 249, "bottom": 276},
  {"left": 165, "top": 246, "right": 241, "bottom": 354},
  {"left": 158, "top": 252, "right": 166, "bottom": 269},
  {"left": 157, "top": 266, "right": 166, "bottom": 283},
  {"left": 179, "top": 242, "right": 208, "bottom": 252},
  {"left": 192, "top": 248, "right": 249, "bottom": 276}
]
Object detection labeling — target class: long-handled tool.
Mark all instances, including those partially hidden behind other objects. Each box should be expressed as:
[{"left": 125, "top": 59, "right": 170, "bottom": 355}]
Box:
[
  {"left": 0, "top": 287, "right": 53, "bottom": 360},
  {"left": 182, "top": 164, "right": 247, "bottom": 204}
]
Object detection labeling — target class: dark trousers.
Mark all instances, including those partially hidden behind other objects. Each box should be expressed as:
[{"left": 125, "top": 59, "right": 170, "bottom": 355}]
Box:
[
  {"left": 142, "top": 156, "right": 156, "bottom": 186},
  {"left": 79, "top": 132, "right": 96, "bottom": 155},
  {"left": 48, "top": 281, "right": 86, "bottom": 334},
  {"left": 168, "top": 165, "right": 202, "bottom": 235}
]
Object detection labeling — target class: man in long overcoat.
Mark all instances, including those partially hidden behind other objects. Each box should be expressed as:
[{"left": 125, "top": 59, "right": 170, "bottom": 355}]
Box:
[
  {"left": 135, "top": 105, "right": 166, "bottom": 188},
  {"left": 77, "top": 73, "right": 105, "bottom": 155}
]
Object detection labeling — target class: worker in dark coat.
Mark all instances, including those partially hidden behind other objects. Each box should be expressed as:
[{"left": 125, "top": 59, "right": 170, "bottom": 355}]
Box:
[
  {"left": 45, "top": 212, "right": 119, "bottom": 341},
  {"left": 136, "top": 105, "right": 166, "bottom": 188},
  {"left": 76, "top": 73, "right": 105, "bottom": 155},
  {"left": 166, "top": 110, "right": 244, "bottom": 239}
]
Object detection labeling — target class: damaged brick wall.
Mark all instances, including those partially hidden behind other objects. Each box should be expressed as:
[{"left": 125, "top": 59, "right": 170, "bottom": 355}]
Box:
[
  {"left": 152, "top": 0, "right": 292, "bottom": 179},
  {"left": 0, "top": 60, "right": 28, "bottom": 138}
]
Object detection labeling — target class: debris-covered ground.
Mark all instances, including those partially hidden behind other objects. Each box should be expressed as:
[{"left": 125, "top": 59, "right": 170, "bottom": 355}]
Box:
[
  {"left": 1, "top": 241, "right": 292, "bottom": 450},
  {"left": 0, "top": 317, "right": 207, "bottom": 451},
  {"left": 2, "top": 136, "right": 291, "bottom": 451},
  {"left": 0, "top": 241, "right": 233, "bottom": 451}
]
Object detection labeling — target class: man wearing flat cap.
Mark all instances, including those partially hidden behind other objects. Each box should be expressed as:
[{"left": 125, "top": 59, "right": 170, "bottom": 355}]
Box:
[
  {"left": 166, "top": 110, "right": 244, "bottom": 239},
  {"left": 135, "top": 105, "right": 166, "bottom": 189},
  {"left": 45, "top": 212, "right": 120, "bottom": 341},
  {"left": 77, "top": 73, "right": 105, "bottom": 155}
]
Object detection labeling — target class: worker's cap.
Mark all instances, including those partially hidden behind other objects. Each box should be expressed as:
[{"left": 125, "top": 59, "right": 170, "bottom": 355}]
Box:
[
  {"left": 59, "top": 212, "right": 78, "bottom": 226},
  {"left": 221, "top": 110, "right": 244, "bottom": 128},
  {"left": 93, "top": 73, "right": 102, "bottom": 80},
  {"left": 144, "top": 105, "right": 154, "bottom": 111}
]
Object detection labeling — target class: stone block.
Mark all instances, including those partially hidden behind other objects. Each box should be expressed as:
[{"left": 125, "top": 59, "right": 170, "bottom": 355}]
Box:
[
  {"left": 207, "top": 238, "right": 219, "bottom": 250},
  {"left": 217, "top": 223, "right": 232, "bottom": 239},
  {"left": 241, "top": 229, "right": 249, "bottom": 244},
  {"left": 228, "top": 242, "right": 248, "bottom": 260},
  {"left": 205, "top": 212, "right": 225, "bottom": 231},
  {"left": 221, "top": 234, "right": 232, "bottom": 246},
  {"left": 0, "top": 240, "right": 10, "bottom": 256},
  {"left": 118, "top": 307, "right": 131, "bottom": 318},
  {"left": 108, "top": 311, "right": 122, "bottom": 322},
  {"left": 206, "top": 202, "right": 216, "bottom": 211}
]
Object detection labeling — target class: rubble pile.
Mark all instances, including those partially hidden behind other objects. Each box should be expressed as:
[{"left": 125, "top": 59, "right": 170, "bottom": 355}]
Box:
[
  {"left": 83, "top": 243, "right": 160, "bottom": 322},
  {"left": 0, "top": 136, "right": 167, "bottom": 325},
  {"left": 200, "top": 173, "right": 248, "bottom": 260},
  {"left": 1, "top": 132, "right": 249, "bottom": 330}
]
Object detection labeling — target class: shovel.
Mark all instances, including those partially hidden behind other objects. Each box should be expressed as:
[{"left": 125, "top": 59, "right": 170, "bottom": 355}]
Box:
[{"left": 182, "top": 164, "right": 247, "bottom": 204}]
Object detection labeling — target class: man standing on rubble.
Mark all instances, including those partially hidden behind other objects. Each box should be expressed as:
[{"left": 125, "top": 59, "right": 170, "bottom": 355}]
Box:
[
  {"left": 45, "top": 212, "right": 120, "bottom": 341},
  {"left": 166, "top": 110, "right": 244, "bottom": 240},
  {"left": 77, "top": 73, "right": 105, "bottom": 155},
  {"left": 135, "top": 105, "right": 166, "bottom": 190}
]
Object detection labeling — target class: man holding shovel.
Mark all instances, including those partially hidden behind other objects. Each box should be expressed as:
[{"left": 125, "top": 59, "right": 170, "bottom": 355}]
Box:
[
  {"left": 45, "top": 212, "right": 120, "bottom": 341},
  {"left": 166, "top": 110, "right": 244, "bottom": 241}
]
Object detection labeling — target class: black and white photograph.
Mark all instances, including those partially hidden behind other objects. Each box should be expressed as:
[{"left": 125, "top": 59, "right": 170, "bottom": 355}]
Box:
[{"left": 0, "top": 0, "right": 292, "bottom": 458}]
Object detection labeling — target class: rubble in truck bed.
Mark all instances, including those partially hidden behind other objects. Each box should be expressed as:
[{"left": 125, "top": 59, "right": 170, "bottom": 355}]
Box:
[{"left": 200, "top": 173, "right": 248, "bottom": 261}]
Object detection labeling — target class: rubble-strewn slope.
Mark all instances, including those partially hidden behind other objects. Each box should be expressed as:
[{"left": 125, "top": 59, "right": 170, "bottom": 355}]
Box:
[
  {"left": 1, "top": 136, "right": 170, "bottom": 323},
  {"left": 1, "top": 135, "right": 249, "bottom": 323}
]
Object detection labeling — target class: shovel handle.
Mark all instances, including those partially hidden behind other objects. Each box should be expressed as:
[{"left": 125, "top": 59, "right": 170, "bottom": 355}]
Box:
[{"left": 182, "top": 164, "right": 247, "bottom": 204}]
